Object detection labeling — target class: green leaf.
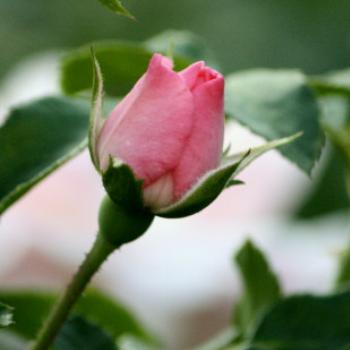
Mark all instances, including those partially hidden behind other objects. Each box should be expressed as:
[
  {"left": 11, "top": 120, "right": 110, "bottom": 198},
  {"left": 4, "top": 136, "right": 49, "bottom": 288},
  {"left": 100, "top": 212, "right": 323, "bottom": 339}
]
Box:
[
  {"left": 225, "top": 69, "right": 325, "bottom": 174},
  {"left": 98, "top": 0, "right": 134, "bottom": 19},
  {"left": 233, "top": 240, "right": 282, "bottom": 338},
  {"left": 0, "top": 96, "right": 89, "bottom": 215},
  {"left": 60, "top": 41, "right": 191, "bottom": 97},
  {"left": 247, "top": 291, "right": 350, "bottom": 350},
  {"left": 0, "top": 290, "right": 151, "bottom": 342},
  {"left": 54, "top": 316, "right": 117, "bottom": 350},
  {"left": 102, "top": 162, "right": 144, "bottom": 212},
  {"left": 0, "top": 303, "right": 13, "bottom": 328}
]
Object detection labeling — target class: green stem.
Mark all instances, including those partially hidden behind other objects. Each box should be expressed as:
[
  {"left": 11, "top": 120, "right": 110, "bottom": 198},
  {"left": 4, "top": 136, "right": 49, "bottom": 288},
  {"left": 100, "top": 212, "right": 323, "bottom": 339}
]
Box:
[{"left": 29, "top": 233, "right": 115, "bottom": 350}]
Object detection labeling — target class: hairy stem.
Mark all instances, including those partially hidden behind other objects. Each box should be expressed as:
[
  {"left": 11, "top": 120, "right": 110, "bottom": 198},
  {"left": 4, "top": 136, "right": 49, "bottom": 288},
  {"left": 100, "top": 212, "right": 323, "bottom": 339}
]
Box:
[{"left": 29, "top": 233, "right": 115, "bottom": 350}]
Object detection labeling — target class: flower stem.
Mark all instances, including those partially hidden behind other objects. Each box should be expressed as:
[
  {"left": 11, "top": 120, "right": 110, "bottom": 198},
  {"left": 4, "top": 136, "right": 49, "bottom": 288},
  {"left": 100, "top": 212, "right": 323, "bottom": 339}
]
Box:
[{"left": 29, "top": 233, "right": 115, "bottom": 350}]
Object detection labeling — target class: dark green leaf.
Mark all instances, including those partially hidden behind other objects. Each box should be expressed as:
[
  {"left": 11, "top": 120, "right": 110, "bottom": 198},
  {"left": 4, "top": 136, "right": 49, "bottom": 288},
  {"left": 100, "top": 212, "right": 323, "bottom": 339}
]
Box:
[
  {"left": 98, "top": 0, "right": 134, "bottom": 19},
  {"left": 234, "top": 241, "right": 281, "bottom": 338},
  {"left": 54, "top": 316, "right": 116, "bottom": 350},
  {"left": 0, "top": 97, "right": 89, "bottom": 215},
  {"left": 0, "top": 303, "right": 13, "bottom": 328},
  {"left": 0, "top": 290, "right": 151, "bottom": 342},
  {"left": 248, "top": 291, "right": 350, "bottom": 350},
  {"left": 225, "top": 69, "right": 324, "bottom": 174},
  {"left": 102, "top": 162, "right": 144, "bottom": 212},
  {"left": 60, "top": 41, "right": 190, "bottom": 97}
]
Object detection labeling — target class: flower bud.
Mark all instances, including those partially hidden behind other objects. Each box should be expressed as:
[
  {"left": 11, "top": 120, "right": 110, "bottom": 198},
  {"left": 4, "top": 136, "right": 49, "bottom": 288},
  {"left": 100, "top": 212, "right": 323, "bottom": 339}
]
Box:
[{"left": 96, "top": 53, "right": 224, "bottom": 211}]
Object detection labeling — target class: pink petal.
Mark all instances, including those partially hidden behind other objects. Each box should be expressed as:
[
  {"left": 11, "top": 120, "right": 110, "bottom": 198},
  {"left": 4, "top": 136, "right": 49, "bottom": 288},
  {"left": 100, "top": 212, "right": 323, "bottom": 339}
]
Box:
[
  {"left": 173, "top": 71, "right": 225, "bottom": 199},
  {"left": 97, "top": 54, "right": 194, "bottom": 192}
]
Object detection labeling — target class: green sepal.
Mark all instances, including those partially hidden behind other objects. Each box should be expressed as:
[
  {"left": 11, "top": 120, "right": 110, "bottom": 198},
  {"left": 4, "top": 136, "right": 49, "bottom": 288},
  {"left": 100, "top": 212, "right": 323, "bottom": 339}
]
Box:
[
  {"left": 89, "top": 48, "right": 105, "bottom": 171},
  {"left": 102, "top": 159, "right": 145, "bottom": 212},
  {"left": 99, "top": 196, "right": 154, "bottom": 247},
  {"left": 157, "top": 133, "right": 300, "bottom": 219},
  {"left": 156, "top": 154, "right": 247, "bottom": 218},
  {"left": 100, "top": 160, "right": 153, "bottom": 246}
]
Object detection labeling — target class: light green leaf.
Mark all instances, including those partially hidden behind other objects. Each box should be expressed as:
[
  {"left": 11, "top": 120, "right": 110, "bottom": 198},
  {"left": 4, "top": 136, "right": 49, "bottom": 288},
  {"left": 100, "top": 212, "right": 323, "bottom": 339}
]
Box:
[
  {"left": 54, "top": 316, "right": 117, "bottom": 350},
  {"left": 246, "top": 291, "right": 350, "bottom": 350},
  {"left": 98, "top": 0, "right": 134, "bottom": 19},
  {"left": 0, "top": 96, "right": 89, "bottom": 215},
  {"left": 225, "top": 69, "right": 324, "bottom": 174},
  {"left": 233, "top": 240, "right": 281, "bottom": 338},
  {"left": 60, "top": 41, "right": 191, "bottom": 97},
  {"left": 0, "top": 303, "right": 13, "bottom": 328}
]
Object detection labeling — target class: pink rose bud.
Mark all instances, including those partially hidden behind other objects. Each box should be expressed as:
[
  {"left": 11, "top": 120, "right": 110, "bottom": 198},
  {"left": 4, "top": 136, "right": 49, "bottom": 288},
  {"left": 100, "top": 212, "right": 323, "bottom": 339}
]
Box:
[{"left": 97, "top": 53, "right": 224, "bottom": 210}]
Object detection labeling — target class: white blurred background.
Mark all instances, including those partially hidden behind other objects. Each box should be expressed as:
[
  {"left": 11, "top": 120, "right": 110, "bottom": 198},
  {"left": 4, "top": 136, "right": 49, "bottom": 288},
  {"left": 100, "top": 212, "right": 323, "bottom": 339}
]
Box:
[{"left": 0, "top": 53, "right": 349, "bottom": 349}]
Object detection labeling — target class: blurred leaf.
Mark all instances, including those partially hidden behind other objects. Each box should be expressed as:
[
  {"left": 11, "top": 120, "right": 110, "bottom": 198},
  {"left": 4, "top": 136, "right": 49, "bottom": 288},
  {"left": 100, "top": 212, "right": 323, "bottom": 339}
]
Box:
[
  {"left": 310, "top": 68, "right": 350, "bottom": 98},
  {"left": 295, "top": 146, "right": 349, "bottom": 218},
  {"left": 295, "top": 95, "right": 350, "bottom": 219},
  {"left": 245, "top": 291, "right": 350, "bottom": 350},
  {"left": 54, "top": 316, "right": 116, "bottom": 350},
  {"left": 145, "top": 30, "right": 218, "bottom": 68},
  {"left": 60, "top": 41, "right": 191, "bottom": 97},
  {"left": 98, "top": 0, "right": 134, "bottom": 19},
  {"left": 233, "top": 240, "right": 282, "bottom": 338},
  {"left": 0, "top": 97, "right": 89, "bottom": 215},
  {"left": 0, "top": 303, "right": 13, "bottom": 328},
  {"left": 225, "top": 69, "right": 325, "bottom": 174},
  {"left": 0, "top": 332, "right": 27, "bottom": 350},
  {"left": 0, "top": 290, "right": 151, "bottom": 342}
]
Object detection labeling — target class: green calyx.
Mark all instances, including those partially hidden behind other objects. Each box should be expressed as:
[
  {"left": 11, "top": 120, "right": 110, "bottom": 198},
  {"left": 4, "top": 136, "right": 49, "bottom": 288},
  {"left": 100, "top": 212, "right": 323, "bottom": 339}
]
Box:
[{"left": 98, "top": 196, "right": 154, "bottom": 247}]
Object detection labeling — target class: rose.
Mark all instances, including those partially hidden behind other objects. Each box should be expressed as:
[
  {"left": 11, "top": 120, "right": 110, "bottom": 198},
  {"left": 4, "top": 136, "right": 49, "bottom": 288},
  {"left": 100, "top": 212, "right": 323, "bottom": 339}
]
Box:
[{"left": 96, "top": 53, "right": 225, "bottom": 210}]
